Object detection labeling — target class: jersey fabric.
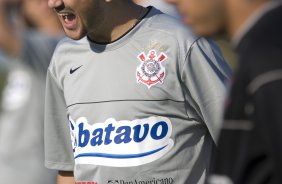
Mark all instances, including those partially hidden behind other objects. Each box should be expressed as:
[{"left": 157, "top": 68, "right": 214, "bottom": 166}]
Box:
[
  {"left": 44, "top": 7, "right": 231, "bottom": 184},
  {"left": 0, "top": 30, "right": 60, "bottom": 184},
  {"left": 208, "top": 3, "right": 282, "bottom": 184}
]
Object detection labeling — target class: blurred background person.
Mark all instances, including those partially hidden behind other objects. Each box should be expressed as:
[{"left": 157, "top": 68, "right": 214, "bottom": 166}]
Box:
[
  {"left": 0, "top": 0, "right": 63, "bottom": 183},
  {"left": 166, "top": 0, "right": 282, "bottom": 183},
  {"left": 133, "top": 0, "right": 180, "bottom": 18},
  {"left": 0, "top": 52, "right": 7, "bottom": 103}
]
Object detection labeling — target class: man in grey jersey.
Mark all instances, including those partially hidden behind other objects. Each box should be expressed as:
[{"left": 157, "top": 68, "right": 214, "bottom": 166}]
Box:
[{"left": 45, "top": 0, "right": 231, "bottom": 183}]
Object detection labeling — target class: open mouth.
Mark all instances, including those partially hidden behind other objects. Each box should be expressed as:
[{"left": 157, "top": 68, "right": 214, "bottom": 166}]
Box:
[
  {"left": 59, "top": 12, "right": 76, "bottom": 21},
  {"left": 57, "top": 11, "right": 77, "bottom": 30}
]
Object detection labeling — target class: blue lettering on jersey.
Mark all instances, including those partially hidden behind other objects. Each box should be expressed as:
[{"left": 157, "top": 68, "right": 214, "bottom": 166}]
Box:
[{"left": 68, "top": 116, "right": 174, "bottom": 167}]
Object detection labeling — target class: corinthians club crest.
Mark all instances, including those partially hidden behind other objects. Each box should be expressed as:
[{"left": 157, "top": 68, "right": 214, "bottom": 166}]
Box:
[{"left": 136, "top": 50, "right": 167, "bottom": 88}]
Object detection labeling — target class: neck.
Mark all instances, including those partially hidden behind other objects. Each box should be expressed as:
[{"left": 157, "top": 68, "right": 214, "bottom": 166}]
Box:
[{"left": 88, "top": 2, "right": 147, "bottom": 43}]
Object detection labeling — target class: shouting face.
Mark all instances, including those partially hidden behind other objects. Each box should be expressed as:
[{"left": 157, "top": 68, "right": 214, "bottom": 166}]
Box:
[{"left": 48, "top": 0, "right": 105, "bottom": 40}]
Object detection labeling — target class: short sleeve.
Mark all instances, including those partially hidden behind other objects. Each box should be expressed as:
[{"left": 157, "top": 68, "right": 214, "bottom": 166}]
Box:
[
  {"left": 44, "top": 69, "right": 74, "bottom": 171},
  {"left": 181, "top": 38, "right": 232, "bottom": 142}
]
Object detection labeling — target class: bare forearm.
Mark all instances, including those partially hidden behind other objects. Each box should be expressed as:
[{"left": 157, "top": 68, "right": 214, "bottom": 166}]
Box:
[{"left": 57, "top": 171, "right": 75, "bottom": 184}]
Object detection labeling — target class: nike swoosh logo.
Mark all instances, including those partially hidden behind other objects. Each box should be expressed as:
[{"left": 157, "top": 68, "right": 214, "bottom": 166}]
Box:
[{"left": 70, "top": 65, "right": 83, "bottom": 74}]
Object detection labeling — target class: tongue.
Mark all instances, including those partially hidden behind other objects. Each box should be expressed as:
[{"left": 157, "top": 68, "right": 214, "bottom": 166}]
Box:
[{"left": 63, "top": 14, "right": 77, "bottom": 29}]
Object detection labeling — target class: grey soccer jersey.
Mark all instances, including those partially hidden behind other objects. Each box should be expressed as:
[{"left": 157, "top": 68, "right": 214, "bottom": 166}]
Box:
[{"left": 45, "top": 7, "right": 231, "bottom": 184}]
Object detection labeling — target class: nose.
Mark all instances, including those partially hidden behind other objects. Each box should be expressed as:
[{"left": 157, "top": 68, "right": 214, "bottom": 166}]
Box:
[{"left": 48, "top": 0, "right": 63, "bottom": 8}]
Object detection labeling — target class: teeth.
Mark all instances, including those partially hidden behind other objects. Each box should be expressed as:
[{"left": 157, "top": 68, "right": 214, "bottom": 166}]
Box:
[
  {"left": 59, "top": 13, "right": 69, "bottom": 18},
  {"left": 59, "top": 13, "right": 69, "bottom": 21},
  {"left": 58, "top": 12, "right": 75, "bottom": 21}
]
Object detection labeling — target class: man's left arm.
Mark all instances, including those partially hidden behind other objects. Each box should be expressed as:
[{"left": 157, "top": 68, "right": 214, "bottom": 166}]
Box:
[{"left": 181, "top": 38, "right": 232, "bottom": 142}]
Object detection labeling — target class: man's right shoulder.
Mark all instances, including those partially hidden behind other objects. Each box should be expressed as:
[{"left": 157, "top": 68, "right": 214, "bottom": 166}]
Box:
[
  {"left": 48, "top": 37, "right": 88, "bottom": 75},
  {"left": 51, "top": 36, "right": 88, "bottom": 63},
  {"left": 55, "top": 36, "right": 88, "bottom": 51}
]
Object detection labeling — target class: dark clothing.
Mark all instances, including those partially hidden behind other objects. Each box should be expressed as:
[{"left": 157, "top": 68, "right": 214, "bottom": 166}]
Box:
[{"left": 210, "top": 4, "right": 282, "bottom": 184}]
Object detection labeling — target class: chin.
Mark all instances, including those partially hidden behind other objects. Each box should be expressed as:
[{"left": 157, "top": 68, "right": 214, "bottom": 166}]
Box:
[
  {"left": 69, "top": 35, "right": 85, "bottom": 40},
  {"left": 64, "top": 29, "right": 86, "bottom": 40}
]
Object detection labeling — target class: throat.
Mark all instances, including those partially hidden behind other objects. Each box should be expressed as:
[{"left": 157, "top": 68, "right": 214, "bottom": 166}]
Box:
[{"left": 88, "top": 6, "right": 148, "bottom": 44}]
